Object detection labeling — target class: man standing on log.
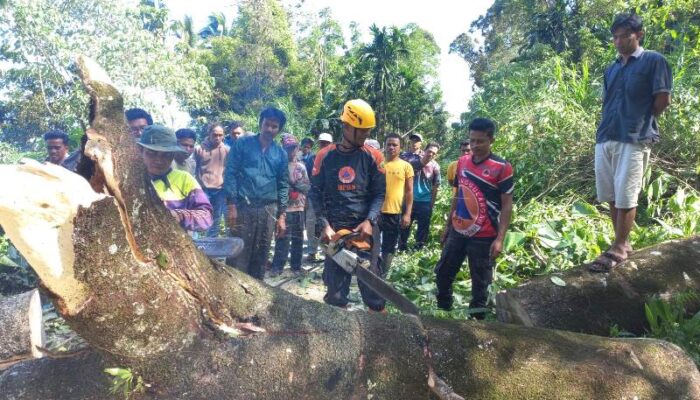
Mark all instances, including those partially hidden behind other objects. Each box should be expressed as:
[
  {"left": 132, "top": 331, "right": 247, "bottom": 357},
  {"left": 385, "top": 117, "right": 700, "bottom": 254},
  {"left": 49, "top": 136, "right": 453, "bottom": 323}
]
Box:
[
  {"left": 224, "top": 107, "right": 289, "bottom": 280},
  {"left": 435, "top": 118, "right": 513, "bottom": 319},
  {"left": 310, "top": 99, "right": 387, "bottom": 312},
  {"left": 589, "top": 13, "right": 672, "bottom": 272}
]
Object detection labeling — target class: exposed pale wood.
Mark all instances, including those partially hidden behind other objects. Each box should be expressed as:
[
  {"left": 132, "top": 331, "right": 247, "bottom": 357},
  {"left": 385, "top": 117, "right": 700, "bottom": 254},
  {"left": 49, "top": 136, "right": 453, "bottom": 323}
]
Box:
[{"left": 0, "top": 290, "right": 44, "bottom": 368}]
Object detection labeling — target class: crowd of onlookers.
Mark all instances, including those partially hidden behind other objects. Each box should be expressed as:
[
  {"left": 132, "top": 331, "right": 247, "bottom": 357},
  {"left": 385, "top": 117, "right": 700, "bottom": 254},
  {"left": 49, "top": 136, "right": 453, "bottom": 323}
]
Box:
[
  {"left": 41, "top": 102, "right": 508, "bottom": 317},
  {"left": 36, "top": 13, "right": 673, "bottom": 319}
]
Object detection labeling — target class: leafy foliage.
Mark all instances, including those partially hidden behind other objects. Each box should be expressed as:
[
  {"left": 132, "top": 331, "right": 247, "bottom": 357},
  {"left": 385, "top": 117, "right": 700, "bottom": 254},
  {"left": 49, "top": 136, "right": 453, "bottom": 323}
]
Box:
[
  {"left": 104, "top": 367, "right": 145, "bottom": 399},
  {"left": 645, "top": 291, "right": 700, "bottom": 365},
  {"left": 0, "top": 0, "right": 212, "bottom": 147}
]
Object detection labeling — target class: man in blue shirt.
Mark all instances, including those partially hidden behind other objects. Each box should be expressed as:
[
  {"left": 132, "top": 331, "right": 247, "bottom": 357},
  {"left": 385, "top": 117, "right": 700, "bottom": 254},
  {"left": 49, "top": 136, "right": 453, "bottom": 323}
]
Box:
[
  {"left": 224, "top": 107, "right": 289, "bottom": 280},
  {"left": 399, "top": 142, "right": 441, "bottom": 250},
  {"left": 590, "top": 14, "right": 672, "bottom": 272}
]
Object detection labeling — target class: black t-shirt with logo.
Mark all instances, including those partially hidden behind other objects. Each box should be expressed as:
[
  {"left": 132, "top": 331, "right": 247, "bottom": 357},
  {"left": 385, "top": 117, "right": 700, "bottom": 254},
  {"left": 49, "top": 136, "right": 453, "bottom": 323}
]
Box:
[{"left": 310, "top": 144, "right": 386, "bottom": 229}]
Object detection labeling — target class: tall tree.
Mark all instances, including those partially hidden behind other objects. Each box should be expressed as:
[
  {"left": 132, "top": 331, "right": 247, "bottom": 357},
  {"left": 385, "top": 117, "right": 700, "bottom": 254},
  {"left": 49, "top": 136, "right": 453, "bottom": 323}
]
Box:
[{"left": 0, "top": 0, "right": 212, "bottom": 145}]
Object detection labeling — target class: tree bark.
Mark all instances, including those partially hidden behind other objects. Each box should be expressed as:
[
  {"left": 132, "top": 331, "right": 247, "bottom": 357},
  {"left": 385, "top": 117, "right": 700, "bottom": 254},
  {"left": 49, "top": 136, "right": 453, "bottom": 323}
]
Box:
[
  {"left": 0, "top": 56, "right": 699, "bottom": 399},
  {"left": 0, "top": 289, "right": 44, "bottom": 368},
  {"left": 496, "top": 237, "right": 700, "bottom": 336}
]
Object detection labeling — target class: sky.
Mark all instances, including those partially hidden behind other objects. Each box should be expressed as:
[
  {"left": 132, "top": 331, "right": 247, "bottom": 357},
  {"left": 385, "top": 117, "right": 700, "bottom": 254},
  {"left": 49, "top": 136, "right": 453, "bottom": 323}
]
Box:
[{"left": 164, "top": 0, "right": 494, "bottom": 122}]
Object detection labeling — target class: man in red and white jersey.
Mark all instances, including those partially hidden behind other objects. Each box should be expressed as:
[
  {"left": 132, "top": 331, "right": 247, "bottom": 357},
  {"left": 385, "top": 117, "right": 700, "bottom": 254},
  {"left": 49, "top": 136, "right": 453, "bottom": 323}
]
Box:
[{"left": 434, "top": 118, "right": 514, "bottom": 319}]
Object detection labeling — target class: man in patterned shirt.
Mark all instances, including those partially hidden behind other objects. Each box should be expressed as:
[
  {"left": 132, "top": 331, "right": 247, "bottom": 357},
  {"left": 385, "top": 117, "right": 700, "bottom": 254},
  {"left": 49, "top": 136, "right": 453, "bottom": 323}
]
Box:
[
  {"left": 270, "top": 134, "right": 310, "bottom": 277},
  {"left": 434, "top": 118, "right": 513, "bottom": 320}
]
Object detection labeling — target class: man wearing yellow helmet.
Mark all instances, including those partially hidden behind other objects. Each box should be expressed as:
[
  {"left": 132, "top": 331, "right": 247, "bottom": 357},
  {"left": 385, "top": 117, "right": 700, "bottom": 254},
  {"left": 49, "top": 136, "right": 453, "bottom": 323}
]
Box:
[{"left": 309, "top": 99, "right": 387, "bottom": 312}]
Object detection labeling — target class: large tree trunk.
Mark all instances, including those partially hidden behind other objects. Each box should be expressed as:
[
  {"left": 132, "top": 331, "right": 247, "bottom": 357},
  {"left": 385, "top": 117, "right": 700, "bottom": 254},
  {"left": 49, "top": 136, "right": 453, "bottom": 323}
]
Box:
[
  {"left": 0, "top": 289, "right": 44, "bottom": 368},
  {"left": 496, "top": 237, "right": 700, "bottom": 336},
  {"left": 0, "top": 56, "right": 699, "bottom": 399}
]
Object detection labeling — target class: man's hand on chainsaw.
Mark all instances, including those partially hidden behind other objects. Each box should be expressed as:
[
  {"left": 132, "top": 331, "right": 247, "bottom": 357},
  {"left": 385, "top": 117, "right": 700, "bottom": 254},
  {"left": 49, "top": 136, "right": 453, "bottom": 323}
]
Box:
[
  {"left": 321, "top": 224, "right": 336, "bottom": 243},
  {"left": 353, "top": 219, "right": 373, "bottom": 242}
]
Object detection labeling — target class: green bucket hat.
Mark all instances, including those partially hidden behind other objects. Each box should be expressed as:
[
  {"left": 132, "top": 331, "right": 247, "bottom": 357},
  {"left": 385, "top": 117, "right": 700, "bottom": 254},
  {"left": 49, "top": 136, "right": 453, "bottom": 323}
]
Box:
[{"left": 137, "top": 125, "right": 187, "bottom": 153}]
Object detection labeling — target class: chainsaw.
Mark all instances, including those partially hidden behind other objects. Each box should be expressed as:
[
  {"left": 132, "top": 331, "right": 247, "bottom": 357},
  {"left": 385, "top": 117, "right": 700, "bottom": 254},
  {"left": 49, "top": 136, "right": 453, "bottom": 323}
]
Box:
[
  {"left": 193, "top": 237, "right": 244, "bottom": 258},
  {"left": 325, "top": 229, "right": 419, "bottom": 316}
]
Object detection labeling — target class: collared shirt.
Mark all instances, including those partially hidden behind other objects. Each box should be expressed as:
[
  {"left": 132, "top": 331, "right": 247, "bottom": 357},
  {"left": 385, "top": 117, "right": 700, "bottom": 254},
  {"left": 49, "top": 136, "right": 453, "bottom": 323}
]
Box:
[
  {"left": 194, "top": 139, "right": 230, "bottom": 189},
  {"left": 150, "top": 169, "right": 213, "bottom": 232},
  {"left": 224, "top": 134, "right": 289, "bottom": 211},
  {"left": 596, "top": 47, "right": 673, "bottom": 144}
]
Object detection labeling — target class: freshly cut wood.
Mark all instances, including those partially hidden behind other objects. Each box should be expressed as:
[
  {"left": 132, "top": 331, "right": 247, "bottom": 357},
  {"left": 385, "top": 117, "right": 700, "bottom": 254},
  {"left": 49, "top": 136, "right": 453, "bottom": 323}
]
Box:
[
  {"left": 0, "top": 289, "right": 44, "bottom": 368},
  {"left": 496, "top": 237, "right": 700, "bottom": 335},
  {"left": 0, "top": 56, "right": 699, "bottom": 399}
]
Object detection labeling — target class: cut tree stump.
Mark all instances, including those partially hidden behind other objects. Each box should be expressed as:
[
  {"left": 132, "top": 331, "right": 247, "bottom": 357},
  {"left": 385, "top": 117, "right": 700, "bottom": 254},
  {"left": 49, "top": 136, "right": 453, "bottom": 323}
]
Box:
[
  {"left": 496, "top": 237, "right": 700, "bottom": 335},
  {"left": 0, "top": 56, "right": 699, "bottom": 399},
  {"left": 0, "top": 289, "right": 44, "bottom": 369}
]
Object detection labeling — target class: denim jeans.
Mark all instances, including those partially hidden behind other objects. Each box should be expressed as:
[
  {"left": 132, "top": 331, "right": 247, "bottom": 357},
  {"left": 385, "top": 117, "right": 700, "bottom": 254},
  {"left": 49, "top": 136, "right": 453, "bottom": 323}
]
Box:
[
  {"left": 271, "top": 211, "right": 304, "bottom": 272},
  {"left": 204, "top": 188, "right": 227, "bottom": 237},
  {"left": 398, "top": 201, "right": 433, "bottom": 250},
  {"left": 434, "top": 229, "right": 494, "bottom": 319}
]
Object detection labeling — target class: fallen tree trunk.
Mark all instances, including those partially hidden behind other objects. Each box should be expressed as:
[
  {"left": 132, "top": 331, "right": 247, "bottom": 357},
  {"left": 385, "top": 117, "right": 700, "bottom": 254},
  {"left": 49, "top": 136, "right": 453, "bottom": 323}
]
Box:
[
  {"left": 496, "top": 237, "right": 700, "bottom": 336},
  {"left": 0, "top": 289, "right": 44, "bottom": 369},
  {"left": 0, "top": 56, "right": 699, "bottom": 399}
]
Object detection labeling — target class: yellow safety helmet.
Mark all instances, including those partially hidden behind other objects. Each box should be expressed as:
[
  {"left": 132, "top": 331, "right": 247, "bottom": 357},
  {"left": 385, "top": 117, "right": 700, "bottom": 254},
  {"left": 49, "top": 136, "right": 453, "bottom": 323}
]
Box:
[{"left": 340, "top": 99, "right": 376, "bottom": 129}]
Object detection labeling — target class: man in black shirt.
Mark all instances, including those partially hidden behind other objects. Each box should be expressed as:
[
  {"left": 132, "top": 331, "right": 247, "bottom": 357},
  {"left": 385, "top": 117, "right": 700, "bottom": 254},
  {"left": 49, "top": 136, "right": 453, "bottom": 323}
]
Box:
[{"left": 309, "top": 99, "right": 386, "bottom": 312}]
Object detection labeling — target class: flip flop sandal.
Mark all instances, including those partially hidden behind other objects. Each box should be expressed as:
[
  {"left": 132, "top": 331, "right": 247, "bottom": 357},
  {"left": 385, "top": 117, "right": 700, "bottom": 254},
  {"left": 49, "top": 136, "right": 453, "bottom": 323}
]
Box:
[{"left": 588, "top": 251, "right": 625, "bottom": 273}]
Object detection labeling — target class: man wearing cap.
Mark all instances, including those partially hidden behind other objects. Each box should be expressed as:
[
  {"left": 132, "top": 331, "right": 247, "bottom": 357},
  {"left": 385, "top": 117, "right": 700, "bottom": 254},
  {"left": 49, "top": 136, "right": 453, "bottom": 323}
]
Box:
[
  {"left": 317, "top": 132, "right": 333, "bottom": 150},
  {"left": 270, "top": 134, "right": 310, "bottom": 276},
  {"left": 138, "top": 125, "right": 213, "bottom": 232},
  {"left": 309, "top": 99, "right": 386, "bottom": 312},
  {"left": 408, "top": 133, "right": 424, "bottom": 156},
  {"left": 224, "top": 107, "right": 289, "bottom": 280}
]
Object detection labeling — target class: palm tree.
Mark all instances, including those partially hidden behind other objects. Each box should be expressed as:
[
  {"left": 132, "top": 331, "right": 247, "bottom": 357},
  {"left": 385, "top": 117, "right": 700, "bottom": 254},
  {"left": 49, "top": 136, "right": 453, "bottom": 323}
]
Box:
[
  {"left": 171, "top": 15, "right": 197, "bottom": 50},
  {"left": 199, "top": 12, "right": 229, "bottom": 40},
  {"left": 359, "top": 25, "right": 409, "bottom": 135}
]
